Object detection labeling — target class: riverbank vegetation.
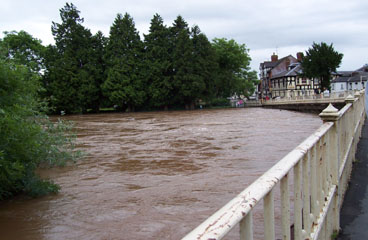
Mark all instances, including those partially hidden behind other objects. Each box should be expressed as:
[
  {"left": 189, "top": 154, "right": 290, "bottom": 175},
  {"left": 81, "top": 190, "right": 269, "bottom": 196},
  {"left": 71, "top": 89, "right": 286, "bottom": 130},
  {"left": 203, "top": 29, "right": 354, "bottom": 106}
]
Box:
[
  {"left": 0, "top": 31, "right": 80, "bottom": 200},
  {"left": 0, "top": 2, "right": 258, "bottom": 199},
  {"left": 19, "top": 3, "right": 258, "bottom": 114}
]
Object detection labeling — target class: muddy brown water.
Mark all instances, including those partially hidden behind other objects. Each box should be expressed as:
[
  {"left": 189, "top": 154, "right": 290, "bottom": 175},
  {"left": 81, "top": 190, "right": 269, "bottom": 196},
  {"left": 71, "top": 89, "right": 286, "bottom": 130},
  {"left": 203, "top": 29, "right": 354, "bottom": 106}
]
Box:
[{"left": 0, "top": 108, "right": 322, "bottom": 240}]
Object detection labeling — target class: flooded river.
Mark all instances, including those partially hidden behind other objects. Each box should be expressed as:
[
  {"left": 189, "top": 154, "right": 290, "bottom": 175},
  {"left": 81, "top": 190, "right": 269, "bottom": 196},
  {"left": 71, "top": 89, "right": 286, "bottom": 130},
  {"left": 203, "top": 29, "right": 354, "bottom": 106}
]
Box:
[{"left": 0, "top": 108, "right": 322, "bottom": 239}]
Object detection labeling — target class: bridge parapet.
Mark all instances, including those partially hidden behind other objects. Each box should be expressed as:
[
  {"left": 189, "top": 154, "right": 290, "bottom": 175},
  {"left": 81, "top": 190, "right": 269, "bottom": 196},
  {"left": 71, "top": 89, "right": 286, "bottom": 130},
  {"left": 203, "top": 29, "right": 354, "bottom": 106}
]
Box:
[
  {"left": 266, "top": 90, "right": 355, "bottom": 104},
  {"left": 182, "top": 90, "right": 366, "bottom": 240}
]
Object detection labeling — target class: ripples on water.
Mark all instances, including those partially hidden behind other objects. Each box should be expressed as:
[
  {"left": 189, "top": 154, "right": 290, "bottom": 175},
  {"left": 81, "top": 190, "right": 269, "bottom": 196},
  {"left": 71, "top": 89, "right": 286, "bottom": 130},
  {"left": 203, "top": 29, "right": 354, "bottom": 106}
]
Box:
[{"left": 0, "top": 108, "right": 322, "bottom": 240}]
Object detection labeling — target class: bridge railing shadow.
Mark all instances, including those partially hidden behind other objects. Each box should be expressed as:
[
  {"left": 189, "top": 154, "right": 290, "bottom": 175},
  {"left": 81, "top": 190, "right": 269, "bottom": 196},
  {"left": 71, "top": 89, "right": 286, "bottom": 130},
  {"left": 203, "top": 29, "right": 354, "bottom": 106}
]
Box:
[{"left": 182, "top": 90, "right": 366, "bottom": 240}]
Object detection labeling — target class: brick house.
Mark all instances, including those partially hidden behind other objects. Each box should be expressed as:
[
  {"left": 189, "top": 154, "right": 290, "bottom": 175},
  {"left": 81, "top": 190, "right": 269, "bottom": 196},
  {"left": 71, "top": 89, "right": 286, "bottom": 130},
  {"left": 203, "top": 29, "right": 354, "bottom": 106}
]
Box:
[{"left": 259, "top": 53, "right": 320, "bottom": 99}]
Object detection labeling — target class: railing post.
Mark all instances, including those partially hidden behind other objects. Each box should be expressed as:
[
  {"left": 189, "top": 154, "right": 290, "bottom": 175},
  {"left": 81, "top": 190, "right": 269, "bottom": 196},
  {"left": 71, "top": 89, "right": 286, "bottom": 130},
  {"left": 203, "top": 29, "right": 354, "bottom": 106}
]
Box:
[
  {"left": 280, "top": 175, "right": 290, "bottom": 240},
  {"left": 345, "top": 94, "right": 355, "bottom": 160},
  {"left": 294, "top": 161, "right": 303, "bottom": 240},
  {"left": 310, "top": 145, "right": 319, "bottom": 224},
  {"left": 240, "top": 210, "right": 253, "bottom": 240},
  {"left": 302, "top": 152, "right": 311, "bottom": 237},
  {"left": 264, "top": 191, "right": 275, "bottom": 240},
  {"left": 319, "top": 103, "right": 340, "bottom": 232}
]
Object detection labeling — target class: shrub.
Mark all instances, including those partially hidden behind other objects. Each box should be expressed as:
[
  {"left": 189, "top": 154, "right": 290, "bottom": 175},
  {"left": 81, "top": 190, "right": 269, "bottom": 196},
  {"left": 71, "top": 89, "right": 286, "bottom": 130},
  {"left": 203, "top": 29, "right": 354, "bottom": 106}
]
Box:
[{"left": 0, "top": 59, "right": 79, "bottom": 199}]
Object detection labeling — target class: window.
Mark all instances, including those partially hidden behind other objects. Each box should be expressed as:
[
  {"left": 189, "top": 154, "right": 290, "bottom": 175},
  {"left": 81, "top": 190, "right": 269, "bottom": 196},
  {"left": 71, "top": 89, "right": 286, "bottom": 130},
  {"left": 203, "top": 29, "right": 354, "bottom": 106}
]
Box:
[{"left": 340, "top": 84, "right": 344, "bottom": 90}]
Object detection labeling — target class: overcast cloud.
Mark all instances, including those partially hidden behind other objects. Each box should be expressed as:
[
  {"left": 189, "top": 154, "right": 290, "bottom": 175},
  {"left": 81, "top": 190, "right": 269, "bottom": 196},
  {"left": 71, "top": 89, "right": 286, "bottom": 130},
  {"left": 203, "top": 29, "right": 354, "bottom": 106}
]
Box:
[{"left": 1, "top": 0, "right": 367, "bottom": 72}]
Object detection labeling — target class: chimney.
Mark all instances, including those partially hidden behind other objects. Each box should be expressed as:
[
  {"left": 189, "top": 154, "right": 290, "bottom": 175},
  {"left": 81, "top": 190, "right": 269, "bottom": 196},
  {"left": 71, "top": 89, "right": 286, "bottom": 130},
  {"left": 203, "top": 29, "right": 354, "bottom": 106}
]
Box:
[
  {"left": 271, "top": 53, "right": 278, "bottom": 62},
  {"left": 297, "top": 52, "right": 304, "bottom": 62},
  {"left": 286, "top": 58, "right": 290, "bottom": 69}
]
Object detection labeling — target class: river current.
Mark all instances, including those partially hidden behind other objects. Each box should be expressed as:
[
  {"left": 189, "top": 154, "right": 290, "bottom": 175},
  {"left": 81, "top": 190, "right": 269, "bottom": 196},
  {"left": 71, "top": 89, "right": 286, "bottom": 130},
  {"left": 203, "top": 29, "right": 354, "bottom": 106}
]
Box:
[{"left": 0, "top": 108, "right": 322, "bottom": 239}]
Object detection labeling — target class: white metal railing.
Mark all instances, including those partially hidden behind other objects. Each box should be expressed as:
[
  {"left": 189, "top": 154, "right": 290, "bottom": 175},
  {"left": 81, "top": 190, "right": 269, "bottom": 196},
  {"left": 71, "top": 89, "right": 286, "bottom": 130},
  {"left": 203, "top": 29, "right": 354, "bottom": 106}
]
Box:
[{"left": 182, "top": 90, "right": 366, "bottom": 240}]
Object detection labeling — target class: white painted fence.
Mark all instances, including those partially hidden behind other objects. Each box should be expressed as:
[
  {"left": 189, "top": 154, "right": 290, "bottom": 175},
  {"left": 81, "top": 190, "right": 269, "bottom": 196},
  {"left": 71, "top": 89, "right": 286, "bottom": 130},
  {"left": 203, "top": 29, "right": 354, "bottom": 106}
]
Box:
[{"left": 182, "top": 90, "right": 366, "bottom": 240}]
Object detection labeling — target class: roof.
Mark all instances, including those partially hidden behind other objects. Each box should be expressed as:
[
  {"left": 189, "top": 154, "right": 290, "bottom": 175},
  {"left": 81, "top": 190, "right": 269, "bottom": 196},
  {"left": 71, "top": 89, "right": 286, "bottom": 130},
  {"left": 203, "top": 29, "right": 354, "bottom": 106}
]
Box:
[
  {"left": 260, "top": 55, "right": 296, "bottom": 71},
  {"left": 271, "top": 63, "right": 303, "bottom": 79},
  {"left": 332, "top": 71, "right": 368, "bottom": 83},
  {"left": 332, "top": 76, "right": 351, "bottom": 83},
  {"left": 337, "top": 71, "right": 354, "bottom": 77},
  {"left": 261, "top": 61, "right": 278, "bottom": 69},
  {"left": 355, "top": 64, "right": 368, "bottom": 72}
]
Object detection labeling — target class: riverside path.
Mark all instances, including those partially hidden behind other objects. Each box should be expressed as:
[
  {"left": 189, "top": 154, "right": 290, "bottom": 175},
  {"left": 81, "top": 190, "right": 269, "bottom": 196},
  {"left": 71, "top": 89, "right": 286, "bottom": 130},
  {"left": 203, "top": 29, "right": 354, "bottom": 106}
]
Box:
[{"left": 338, "top": 119, "right": 368, "bottom": 239}]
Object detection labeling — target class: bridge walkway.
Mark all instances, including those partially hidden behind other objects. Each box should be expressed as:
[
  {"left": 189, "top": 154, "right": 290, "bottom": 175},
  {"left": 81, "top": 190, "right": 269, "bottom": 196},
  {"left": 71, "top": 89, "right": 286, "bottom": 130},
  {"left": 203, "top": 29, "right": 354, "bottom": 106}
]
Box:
[{"left": 338, "top": 119, "right": 368, "bottom": 239}]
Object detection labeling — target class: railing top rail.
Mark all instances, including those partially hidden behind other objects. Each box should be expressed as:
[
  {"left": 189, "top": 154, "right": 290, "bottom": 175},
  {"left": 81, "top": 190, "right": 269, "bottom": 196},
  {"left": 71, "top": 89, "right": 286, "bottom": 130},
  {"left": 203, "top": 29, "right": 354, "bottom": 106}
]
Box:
[
  {"left": 338, "top": 102, "right": 353, "bottom": 118},
  {"left": 264, "top": 98, "right": 346, "bottom": 105},
  {"left": 182, "top": 122, "right": 334, "bottom": 240}
]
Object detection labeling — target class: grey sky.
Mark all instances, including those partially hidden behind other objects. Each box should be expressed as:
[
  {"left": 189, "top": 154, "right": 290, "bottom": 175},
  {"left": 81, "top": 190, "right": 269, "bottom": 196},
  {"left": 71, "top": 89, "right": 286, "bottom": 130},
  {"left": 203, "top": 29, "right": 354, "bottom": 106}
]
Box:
[{"left": 1, "top": 0, "right": 367, "bottom": 72}]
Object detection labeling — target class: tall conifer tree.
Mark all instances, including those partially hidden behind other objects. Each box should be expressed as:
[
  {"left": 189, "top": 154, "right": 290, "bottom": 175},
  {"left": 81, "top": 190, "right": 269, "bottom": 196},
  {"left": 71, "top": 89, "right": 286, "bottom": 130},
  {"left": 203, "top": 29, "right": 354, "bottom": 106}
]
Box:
[
  {"left": 170, "top": 16, "right": 198, "bottom": 109},
  {"left": 89, "top": 31, "right": 107, "bottom": 111},
  {"left": 144, "top": 14, "right": 172, "bottom": 110},
  {"left": 47, "top": 3, "right": 99, "bottom": 113},
  {"left": 103, "top": 13, "right": 145, "bottom": 112},
  {"left": 191, "top": 26, "right": 218, "bottom": 104}
]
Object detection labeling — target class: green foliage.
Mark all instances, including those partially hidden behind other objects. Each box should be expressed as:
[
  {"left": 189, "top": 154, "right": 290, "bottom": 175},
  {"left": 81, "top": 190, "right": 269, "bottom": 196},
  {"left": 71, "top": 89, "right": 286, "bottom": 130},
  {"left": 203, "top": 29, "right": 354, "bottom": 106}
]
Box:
[
  {"left": 331, "top": 230, "right": 339, "bottom": 239},
  {"left": 4, "top": 4, "right": 260, "bottom": 113},
  {"left": 209, "top": 98, "right": 230, "bottom": 107},
  {"left": 44, "top": 3, "right": 102, "bottom": 113},
  {"left": 0, "top": 31, "right": 45, "bottom": 73},
  {"left": 103, "top": 13, "right": 146, "bottom": 112},
  {"left": 89, "top": 31, "right": 108, "bottom": 111},
  {"left": 191, "top": 26, "right": 218, "bottom": 102},
  {"left": 144, "top": 14, "right": 172, "bottom": 109},
  {"left": 212, "top": 38, "right": 258, "bottom": 99},
  {"left": 301, "top": 42, "right": 343, "bottom": 91},
  {"left": 0, "top": 58, "right": 79, "bottom": 200},
  {"left": 171, "top": 16, "right": 199, "bottom": 109}
]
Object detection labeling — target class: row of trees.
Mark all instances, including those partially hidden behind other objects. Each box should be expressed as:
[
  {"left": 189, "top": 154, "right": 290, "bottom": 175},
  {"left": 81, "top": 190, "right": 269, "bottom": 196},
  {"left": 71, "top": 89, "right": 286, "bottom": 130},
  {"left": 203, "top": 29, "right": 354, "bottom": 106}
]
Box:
[
  {"left": 0, "top": 2, "right": 257, "bottom": 199},
  {"left": 4, "top": 3, "right": 258, "bottom": 114}
]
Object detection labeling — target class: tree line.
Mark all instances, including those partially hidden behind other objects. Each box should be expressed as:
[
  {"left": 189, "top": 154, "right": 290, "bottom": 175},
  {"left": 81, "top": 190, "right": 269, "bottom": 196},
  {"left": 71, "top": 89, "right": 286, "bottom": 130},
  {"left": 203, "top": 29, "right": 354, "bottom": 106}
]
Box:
[
  {"left": 3, "top": 3, "right": 258, "bottom": 114},
  {"left": 0, "top": 2, "right": 258, "bottom": 198}
]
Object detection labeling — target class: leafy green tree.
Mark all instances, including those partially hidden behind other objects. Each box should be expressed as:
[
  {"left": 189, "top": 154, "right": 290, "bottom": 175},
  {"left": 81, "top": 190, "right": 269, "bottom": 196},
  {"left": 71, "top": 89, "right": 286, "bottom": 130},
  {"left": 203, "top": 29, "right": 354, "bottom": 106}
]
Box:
[
  {"left": 0, "top": 30, "right": 45, "bottom": 73},
  {"left": 212, "top": 38, "right": 257, "bottom": 99},
  {"left": 144, "top": 14, "right": 172, "bottom": 110},
  {"left": 301, "top": 42, "right": 343, "bottom": 90},
  {"left": 103, "top": 13, "right": 145, "bottom": 112},
  {"left": 46, "top": 3, "right": 100, "bottom": 113},
  {"left": 241, "top": 70, "right": 259, "bottom": 99},
  {"left": 0, "top": 53, "right": 79, "bottom": 200}
]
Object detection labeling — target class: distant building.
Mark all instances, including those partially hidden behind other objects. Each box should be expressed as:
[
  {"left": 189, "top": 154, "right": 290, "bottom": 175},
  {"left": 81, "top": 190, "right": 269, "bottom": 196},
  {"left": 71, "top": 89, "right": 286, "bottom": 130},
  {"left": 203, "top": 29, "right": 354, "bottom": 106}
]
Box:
[
  {"left": 331, "top": 65, "right": 368, "bottom": 92},
  {"left": 259, "top": 53, "right": 320, "bottom": 99}
]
